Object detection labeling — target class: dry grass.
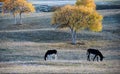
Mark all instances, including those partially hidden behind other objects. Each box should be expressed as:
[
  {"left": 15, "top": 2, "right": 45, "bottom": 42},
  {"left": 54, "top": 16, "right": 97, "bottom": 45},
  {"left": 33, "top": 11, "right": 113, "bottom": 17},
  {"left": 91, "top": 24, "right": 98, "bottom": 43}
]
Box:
[
  {"left": 0, "top": 60, "right": 119, "bottom": 74},
  {"left": 0, "top": 9, "right": 120, "bottom": 73}
]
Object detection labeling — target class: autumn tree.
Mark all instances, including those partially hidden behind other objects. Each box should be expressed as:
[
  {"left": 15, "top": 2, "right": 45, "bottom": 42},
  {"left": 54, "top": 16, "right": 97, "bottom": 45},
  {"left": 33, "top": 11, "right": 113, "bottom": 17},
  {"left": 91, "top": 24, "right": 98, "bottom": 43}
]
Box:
[
  {"left": 52, "top": 0, "right": 103, "bottom": 45},
  {"left": 15, "top": 0, "right": 35, "bottom": 24},
  {"left": 2, "top": 0, "right": 17, "bottom": 24},
  {"left": 2, "top": 0, "right": 35, "bottom": 24}
]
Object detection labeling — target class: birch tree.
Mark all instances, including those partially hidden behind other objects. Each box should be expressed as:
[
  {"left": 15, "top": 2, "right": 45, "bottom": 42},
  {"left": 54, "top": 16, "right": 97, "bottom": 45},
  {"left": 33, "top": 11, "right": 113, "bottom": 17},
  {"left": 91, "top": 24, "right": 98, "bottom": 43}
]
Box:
[
  {"left": 2, "top": 0, "right": 35, "bottom": 24},
  {"left": 52, "top": 0, "right": 103, "bottom": 45},
  {"left": 15, "top": 0, "right": 35, "bottom": 24}
]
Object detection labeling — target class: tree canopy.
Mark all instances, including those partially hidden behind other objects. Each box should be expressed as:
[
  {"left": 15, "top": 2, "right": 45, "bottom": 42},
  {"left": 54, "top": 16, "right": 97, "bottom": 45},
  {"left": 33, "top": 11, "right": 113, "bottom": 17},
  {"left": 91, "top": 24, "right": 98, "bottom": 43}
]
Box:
[
  {"left": 2, "top": 0, "right": 35, "bottom": 24},
  {"left": 75, "top": 0, "right": 96, "bottom": 10},
  {"left": 52, "top": 0, "right": 103, "bottom": 44},
  {"left": 52, "top": 5, "right": 102, "bottom": 32}
]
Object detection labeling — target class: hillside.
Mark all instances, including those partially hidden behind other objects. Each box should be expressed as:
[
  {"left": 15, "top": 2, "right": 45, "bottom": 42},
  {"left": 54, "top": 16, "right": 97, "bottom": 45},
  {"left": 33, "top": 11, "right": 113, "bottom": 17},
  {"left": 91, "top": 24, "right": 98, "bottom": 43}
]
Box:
[{"left": 0, "top": 7, "right": 120, "bottom": 74}]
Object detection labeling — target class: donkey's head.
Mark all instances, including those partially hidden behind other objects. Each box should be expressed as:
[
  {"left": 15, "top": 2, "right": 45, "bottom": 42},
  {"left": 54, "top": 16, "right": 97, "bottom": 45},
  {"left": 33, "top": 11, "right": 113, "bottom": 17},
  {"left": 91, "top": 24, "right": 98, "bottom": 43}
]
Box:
[{"left": 100, "top": 56, "right": 105, "bottom": 61}]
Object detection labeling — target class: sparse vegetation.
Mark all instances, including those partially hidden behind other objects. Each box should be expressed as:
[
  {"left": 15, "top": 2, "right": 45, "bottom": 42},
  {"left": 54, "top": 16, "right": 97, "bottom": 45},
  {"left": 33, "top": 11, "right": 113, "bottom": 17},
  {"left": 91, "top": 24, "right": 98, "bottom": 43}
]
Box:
[
  {"left": 0, "top": 9, "right": 120, "bottom": 73},
  {"left": 0, "top": 0, "right": 120, "bottom": 73}
]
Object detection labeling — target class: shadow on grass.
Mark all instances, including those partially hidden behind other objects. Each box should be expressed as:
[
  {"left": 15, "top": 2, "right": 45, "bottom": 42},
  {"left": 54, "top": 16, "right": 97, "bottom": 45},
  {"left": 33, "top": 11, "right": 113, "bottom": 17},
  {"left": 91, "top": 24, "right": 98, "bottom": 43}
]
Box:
[{"left": 0, "top": 30, "right": 108, "bottom": 43}]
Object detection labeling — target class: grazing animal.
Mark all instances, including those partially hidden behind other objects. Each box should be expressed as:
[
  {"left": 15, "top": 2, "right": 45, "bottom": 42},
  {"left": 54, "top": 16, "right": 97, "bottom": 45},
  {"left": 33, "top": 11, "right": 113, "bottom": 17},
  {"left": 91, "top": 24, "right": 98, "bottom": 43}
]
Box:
[
  {"left": 87, "top": 48, "right": 104, "bottom": 61},
  {"left": 44, "top": 49, "right": 57, "bottom": 61}
]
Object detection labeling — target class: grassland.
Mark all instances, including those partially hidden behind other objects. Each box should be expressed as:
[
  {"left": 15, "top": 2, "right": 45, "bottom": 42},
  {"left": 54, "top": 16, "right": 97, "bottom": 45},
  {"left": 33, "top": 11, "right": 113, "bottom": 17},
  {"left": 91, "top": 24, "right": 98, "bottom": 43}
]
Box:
[{"left": 0, "top": 9, "right": 120, "bottom": 73}]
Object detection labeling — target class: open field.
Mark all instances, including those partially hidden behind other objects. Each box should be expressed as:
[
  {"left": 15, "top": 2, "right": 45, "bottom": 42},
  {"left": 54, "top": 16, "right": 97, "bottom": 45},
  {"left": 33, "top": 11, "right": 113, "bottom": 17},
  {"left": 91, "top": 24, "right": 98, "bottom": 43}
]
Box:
[{"left": 0, "top": 9, "right": 120, "bottom": 73}]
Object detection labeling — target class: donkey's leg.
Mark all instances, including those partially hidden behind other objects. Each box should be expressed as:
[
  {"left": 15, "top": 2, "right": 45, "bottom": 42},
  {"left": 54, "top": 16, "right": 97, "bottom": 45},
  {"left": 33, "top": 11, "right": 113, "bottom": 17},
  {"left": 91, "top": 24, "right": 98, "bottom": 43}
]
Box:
[
  {"left": 52, "top": 54, "right": 57, "bottom": 60},
  {"left": 47, "top": 54, "right": 52, "bottom": 60},
  {"left": 93, "top": 55, "right": 97, "bottom": 61},
  {"left": 87, "top": 53, "right": 90, "bottom": 61},
  {"left": 55, "top": 54, "right": 57, "bottom": 60},
  {"left": 97, "top": 56, "right": 99, "bottom": 62}
]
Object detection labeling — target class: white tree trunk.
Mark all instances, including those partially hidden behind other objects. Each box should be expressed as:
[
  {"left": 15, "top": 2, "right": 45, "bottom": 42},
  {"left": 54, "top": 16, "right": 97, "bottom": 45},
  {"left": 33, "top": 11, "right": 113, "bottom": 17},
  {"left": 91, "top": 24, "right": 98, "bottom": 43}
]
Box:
[
  {"left": 13, "top": 13, "right": 16, "bottom": 24},
  {"left": 71, "top": 29, "right": 77, "bottom": 45},
  {"left": 19, "top": 13, "right": 22, "bottom": 24}
]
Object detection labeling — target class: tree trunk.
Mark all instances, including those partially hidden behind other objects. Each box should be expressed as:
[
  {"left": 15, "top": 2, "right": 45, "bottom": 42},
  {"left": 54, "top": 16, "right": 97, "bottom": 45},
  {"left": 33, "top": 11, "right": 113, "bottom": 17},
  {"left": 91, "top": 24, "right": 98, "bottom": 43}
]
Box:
[
  {"left": 71, "top": 29, "right": 77, "bottom": 45},
  {"left": 19, "top": 13, "right": 22, "bottom": 24},
  {"left": 13, "top": 13, "right": 16, "bottom": 24}
]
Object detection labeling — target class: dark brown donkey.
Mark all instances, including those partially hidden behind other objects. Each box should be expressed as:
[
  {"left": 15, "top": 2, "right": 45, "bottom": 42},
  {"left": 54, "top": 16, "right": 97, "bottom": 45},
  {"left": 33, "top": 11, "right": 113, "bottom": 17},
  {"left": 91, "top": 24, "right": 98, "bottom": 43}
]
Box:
[
  {"left": 44, "top": 49, "right": 57, "bottom": 61},
  {"left": 87, "top": 48, "right": 104, "bottom": 61}
]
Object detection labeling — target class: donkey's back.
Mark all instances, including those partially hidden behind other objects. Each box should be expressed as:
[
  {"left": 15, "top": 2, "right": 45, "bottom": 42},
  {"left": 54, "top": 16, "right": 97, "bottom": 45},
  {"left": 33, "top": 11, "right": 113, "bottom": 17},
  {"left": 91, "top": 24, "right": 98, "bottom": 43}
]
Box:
[{"left": 87, "top": 48, "right": 100, "bottom": 54}]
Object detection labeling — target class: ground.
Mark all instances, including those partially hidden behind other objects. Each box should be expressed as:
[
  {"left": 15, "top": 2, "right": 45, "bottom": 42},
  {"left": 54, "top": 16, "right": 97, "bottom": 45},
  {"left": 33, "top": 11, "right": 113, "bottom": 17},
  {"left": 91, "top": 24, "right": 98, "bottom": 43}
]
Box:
[{"left": 0, "top": 9, "right": 120, "bottom": 73}]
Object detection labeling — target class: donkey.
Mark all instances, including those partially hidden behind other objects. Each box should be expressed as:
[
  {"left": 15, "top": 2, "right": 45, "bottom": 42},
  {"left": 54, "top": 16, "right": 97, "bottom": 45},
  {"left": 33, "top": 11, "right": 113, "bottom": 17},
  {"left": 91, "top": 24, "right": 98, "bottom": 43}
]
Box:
[
  {"left": 44, "top": 49, "right": 57, "bottom": 61},
  {"left": 87, "top": 48, "right": 104, "bottom": 61}
]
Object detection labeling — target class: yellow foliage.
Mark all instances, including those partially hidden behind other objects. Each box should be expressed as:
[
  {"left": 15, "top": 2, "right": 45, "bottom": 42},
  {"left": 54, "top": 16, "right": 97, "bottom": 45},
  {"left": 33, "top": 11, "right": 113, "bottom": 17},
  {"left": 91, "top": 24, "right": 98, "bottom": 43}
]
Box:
[
  {"left": 89, "top": 22, "right": 102, "bottom": 32},
  {"left": 2, "top": 0, "right": 35, "bottom": 14},
  {"left": 52, "top": 4, "right": 103, "bottom": 32},
  {"left": 15, "top": 0, "right": 35, "bottom": 13},
  {"left": 75, "top": 0, "right": 96, "bottom": 10}
]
